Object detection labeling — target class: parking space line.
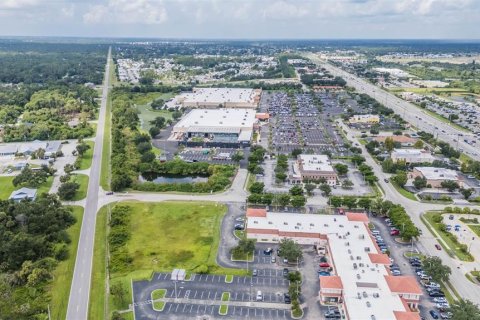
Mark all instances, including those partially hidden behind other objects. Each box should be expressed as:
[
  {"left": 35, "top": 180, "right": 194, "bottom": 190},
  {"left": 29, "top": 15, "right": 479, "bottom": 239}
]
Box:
[
  {"left": 175, "top": 304, "right": 179, "bottom": 312},
  {"left": 189, "top": 304, "right": 194, "bottom": 313},
  {"left": 210, "top": 306, "right": 214, "bottom": 315},
  {"left": 214, "top": 291, "right": 218, "bottom": 300},
  {"left": 193, "top": 290, "right": 197, "bottom": 299},
  {"left": 241, "top": 292, "right": 245, "bottom": 301},
  {"left": 182, "top": 304, "right": 187, "bottom": 312},
  {"left": 167, "top": 304, "right": 172, "bottom": 313}
]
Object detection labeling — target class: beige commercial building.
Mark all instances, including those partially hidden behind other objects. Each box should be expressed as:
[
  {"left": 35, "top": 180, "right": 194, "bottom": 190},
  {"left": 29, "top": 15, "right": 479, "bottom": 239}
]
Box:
[{"left": 175, "top": 87, "right": 261, "bottom": 109}]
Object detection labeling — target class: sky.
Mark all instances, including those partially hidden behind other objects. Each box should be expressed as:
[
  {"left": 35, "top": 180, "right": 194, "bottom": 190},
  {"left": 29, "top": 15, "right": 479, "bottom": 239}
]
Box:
[{"left": 0, "top": 0, "right": 479, "bottom": 39}]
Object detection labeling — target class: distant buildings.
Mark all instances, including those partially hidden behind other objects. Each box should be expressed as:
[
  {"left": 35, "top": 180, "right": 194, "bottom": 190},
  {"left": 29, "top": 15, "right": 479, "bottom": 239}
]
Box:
[
  {"left": 391, "top": 149, "right": 435, "bottom": 164},
  {"left": 175, "top": 88, "right": 261, "bottom": 109},
  {"left": 9, "top": 187, "right": 37, "bottom": 202},
  {"left": 0, "top": 140, "right": 62, "bottom": 158},
  {"left": 290, "top": 154, "right": 337, "bottom": 186},
  {"left": 348, "top": 114, "right": 380, "bottom": 124},
  {"left": 246, "top": 209, "right": 422, "bottom": 319},
  {"left": 409, "top": 167, "right": 463, "bottom": 188},
  {"left": 170, "top": 108, "right": 256, "bottom": 146},
  {"left": 374, "top": 135, "right": 417, "bottom": 147}
]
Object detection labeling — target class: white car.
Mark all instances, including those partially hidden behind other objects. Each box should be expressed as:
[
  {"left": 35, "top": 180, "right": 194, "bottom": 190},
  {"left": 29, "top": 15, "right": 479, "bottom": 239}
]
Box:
[{"left": 433, "top": 297, "right": 447, "bottom": 303}]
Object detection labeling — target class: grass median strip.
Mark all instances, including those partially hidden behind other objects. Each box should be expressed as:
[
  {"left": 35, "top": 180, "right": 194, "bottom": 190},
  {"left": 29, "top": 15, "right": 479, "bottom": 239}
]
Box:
[
  {"left": 151, "top": 289, "right": 166, "bottom": 300},
  {"left": 423, "top": 212, "right": 474, "bottom": 261},
  {"left": 219, "top": 304, "right": 228, "bottom": 316},
  {"left": 225, "top": 275, "right": 233, "bottom": 283},
  {"left": 76, "top": 141, "right": 95, "bottom": 170},
  {"left": 390, "top": 178, "right": 418, "bottom": 201}
]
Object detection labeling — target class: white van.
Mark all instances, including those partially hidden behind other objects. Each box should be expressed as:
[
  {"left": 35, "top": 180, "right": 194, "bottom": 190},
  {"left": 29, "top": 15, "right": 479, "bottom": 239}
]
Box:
[
  {"left": 371, "top": 230, "right": 380, "bottom": 236},
  {"left": 256, "top": 291, "right": 263, "bottom": 301}
]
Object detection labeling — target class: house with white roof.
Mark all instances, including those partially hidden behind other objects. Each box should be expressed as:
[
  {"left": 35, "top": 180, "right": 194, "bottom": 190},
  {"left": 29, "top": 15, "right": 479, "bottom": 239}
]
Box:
[{"left": 9, "top": 187, "right": 37, "bottom": 202}]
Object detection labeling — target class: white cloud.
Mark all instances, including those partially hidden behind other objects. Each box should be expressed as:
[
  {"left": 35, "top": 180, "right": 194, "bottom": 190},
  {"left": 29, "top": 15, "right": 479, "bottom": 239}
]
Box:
[
  {"left": 261, "top": 1, "right": 310, "bottom": 20},
  {"left": 83, "top": 0, "right": 168, "bottom": 25},
  {"left": 0, "top": 0, "right": 39, "bottom": 10}
]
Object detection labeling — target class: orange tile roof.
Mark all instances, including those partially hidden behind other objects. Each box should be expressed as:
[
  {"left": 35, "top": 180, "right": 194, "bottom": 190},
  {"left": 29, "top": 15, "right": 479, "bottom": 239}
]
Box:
[
  {"left": 255, "top": 113, "right": 270, "bottom": 120},
  {"left": 346, "top": 212, "right": 369, "bottom": 222},
  {"left": 319, "top": 276, "right": 343, "bottom": 290},
  {"left": 368, "top": 253, "right": 391, "bottom": 264},
  {"left": 246, "top": 208, "right": 267, "bottom": 217},
  {"left": 393, "top": 311, "right": 421, "bottom": 320},
  {"left": 374, "top": 135, "right": 417, "bottom": 144},
  {"left": 385, "top": 276, "right": 423, "bottom": 295}
]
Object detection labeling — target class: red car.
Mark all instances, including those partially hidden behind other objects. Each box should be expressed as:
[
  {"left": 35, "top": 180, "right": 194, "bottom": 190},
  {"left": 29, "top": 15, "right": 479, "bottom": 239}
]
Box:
[
  {"left": 319, "top": 263, "right": 330, "bottom": 268},
  {"left": 390, "top": 230, "right": 400, "bottom": 236},
  {"left": 435, "top": 244, "right": 442, "bottom": 250}
]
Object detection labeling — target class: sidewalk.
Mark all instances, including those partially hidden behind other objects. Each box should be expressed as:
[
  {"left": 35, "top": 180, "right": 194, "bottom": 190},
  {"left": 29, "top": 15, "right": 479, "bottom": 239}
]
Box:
[{"left": 152, "top": 297, "right": 291, "bottom": 310}]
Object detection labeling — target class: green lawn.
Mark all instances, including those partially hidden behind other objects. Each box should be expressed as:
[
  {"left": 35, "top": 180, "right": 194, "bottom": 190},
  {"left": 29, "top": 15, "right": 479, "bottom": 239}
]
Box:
[
  {"left": 460, "top": 153, "right": 474, "bottom": 164},
  {"left": 71, "top": 174, "right": 89, "bottom": 201},
  {"left": 151, "top": 289, "right": 166, "bottom": 300},
  {"left": 390, "top": 178, "right": 418, "bottom": 201},
  {"left": 152, "top": 301, "right": 165, "bottom": 311},
  {"left": 0, "top": 175, "right": 53, "bottom": 200},
  {"left": 225, "top": 275, "right": 233, "bottom": 283},
  {"left": 48, "top": 206, "right": 84, "bottom": 320},
  {"left": 90, "top": 201, "right": 247, "bottom": 318},
  {"left": 88, "top": 204, "right": 109, "bottom": 320},
  {"left": 221, "top": 292, "right": 230, "bottom": 302},
  {"left": 423, "top": 212, "right": 474, "bottom": 261},
  {"left": 100, "top": 59, "right": 113, "bottom": 191},
  {"left": 390, "top": 87, "right": 468, "bottom": 94},
  {"left": 76, "top": 141, "right": 95, "bottom": 170},
  {"left": 219, "top": 305, "right": 228, "bottom": 315},
  {"left": 468, "top": 225, "right": 480, "bottom": 237},
  {"left": 134, "top": 93, "right": 176, "bottom": 131}
]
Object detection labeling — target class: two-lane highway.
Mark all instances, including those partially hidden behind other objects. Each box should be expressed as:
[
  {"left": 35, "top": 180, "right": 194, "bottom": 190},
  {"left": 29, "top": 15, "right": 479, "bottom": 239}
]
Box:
[{"left": 66, "top": 47, "right": 111, "bottom": 320}]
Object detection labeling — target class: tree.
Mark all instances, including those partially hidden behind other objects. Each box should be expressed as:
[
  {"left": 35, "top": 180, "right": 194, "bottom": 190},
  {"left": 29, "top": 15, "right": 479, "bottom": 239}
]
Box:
[
  {"left": 304, "top": 183, "right": 315, "bottom": 196},
  {"left": 275, "top": 172, "right": 287, "bottom": 182},
  {"left": 172, "top": 110, "right": 182, "bottom": 120},
  {"left": 384, "top": 137, "right": 395, "bottom": 153},
  {"left": 59, "top": 174, "right": 71, "bottom": 183},
  {"left": 249, "top": 182, "right": 264, "bottom": 194},
  {"left": 231, "top": 151, "right": 244, "bottom": 162},
  {"left": 291, "top": 148, "right": 302, "bottom": 157},
  {"left": 440, "top": 180, "right": 459, "bottom": 192},
  {"left": 36, "top": 148, "right": 46, "bottom": 159},
  {"left": 422, "top": 256, "right": 451, "bottom": 283},
  {"left": 342, "top": 197, "right": 357, "bottom": 209},
  {"left": 64, "top": 163, "right": 75, "bottom": 174},
  {"left": 231, "top": 238, "right": 256, "bottom": 258},
  {"left": 450, "top": 299, "right": 480, "bottom": 320},
  {"left": 150, "top": 116, "right": 166, "bottom": 128},
  {"left": 357, "top": 198, "right": 371, "bottom": 210},
  {"left": 460, "top": 188, "right": 475, "bottom": 200},
  {"left": 149, "top": 126, "right": 160, "bottom": 138},
  {"left": 413, "top": 140, "right": 424, "bottom": 149},
  {"left": 291, "top": 195, "right": 306, "bottom": 207},
  {"left": 279, "top": 238, "right": 303, "bottom": 263},
  {"left": 278, "top": 194, "right": 291, "bottom": 207},
  {"left": 319, "top": 184, "right": 332, "bottom": 196},
  {"left": 247, "top": 193, "right": 262, "bottom": 204},
  {"left": 58, "top": 181, "right": 79, "bottom": 200},
  {"left": 370, "top": 126, "right": 379, "bottom": 135},
  {"left": 413, "top": 176, "right": 427, "bottom": 189},
  {"left": 334, "top": 163, "right": 349, "bottom": 175},
  {"left": 351, "top": 155, "right": 366, "bottom": 166},
  {"left": 329, "top": 196, "right": 342, "bottom": 208},
  {"left": 341, "top": 179, "right": 353, "bottom": 189},
  {"left": 393, "top": 172, "right": 408, "bottom": 187},
  {"left": 289, "top": 185, "right": 304, "bottom": 196},
  {"left": 76, "top": 142, "right": 90, "bottom": 156},
  {"left": 110, "top": 282, "right": 128, "bottom": 308}
]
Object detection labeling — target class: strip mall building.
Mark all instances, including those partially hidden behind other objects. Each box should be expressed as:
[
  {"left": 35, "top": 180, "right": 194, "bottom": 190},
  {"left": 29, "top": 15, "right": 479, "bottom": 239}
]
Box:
[{"left": 246, "top": 209, "right": 422, "bottom": 320}]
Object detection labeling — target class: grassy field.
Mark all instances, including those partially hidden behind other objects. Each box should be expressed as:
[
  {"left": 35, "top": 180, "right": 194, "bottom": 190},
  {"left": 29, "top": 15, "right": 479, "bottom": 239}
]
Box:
[
  {"left": 100, "top": 59, "right": 114, "bottom": 191},
  {"left": 48, "top": 206, "right": 84, "bottom": 320},
  {"left": 423, "top": 212, "right": 474, "bottom": 261},
  {"left": 77, "top": 141, "right": 95, "bottom": 170},
  {"left": 0, "top": 175, "right": 53, "bottom": 200},
  {"left": 72, "top": 174, "right": 89, "bottom": 201},
  {"left": 88, "top": 204, "right": 109, "bottom": 320},
  {"left": 134, "top": 92, "right": 176, "bottom": 131},
  {"left": 468, "top": 224, "right": 480, "bottom": 237},
  {"left": 390, "top": 178, "right": 418, "bottom": 201},
  {"left": 91, "top": 201, "right": 247, "bottom": 318}
]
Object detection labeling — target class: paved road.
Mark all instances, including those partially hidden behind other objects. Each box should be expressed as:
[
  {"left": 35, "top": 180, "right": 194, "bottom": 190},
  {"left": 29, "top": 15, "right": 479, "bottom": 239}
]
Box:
[
  {"left": 66, "top": 47, "right": 111, "bottom": 320},
  {"left": 338, "top": 120, "right": 480, "bottom": 304},
  {"left": 306, "top": 53, "right": 480, "bottom": 161}
]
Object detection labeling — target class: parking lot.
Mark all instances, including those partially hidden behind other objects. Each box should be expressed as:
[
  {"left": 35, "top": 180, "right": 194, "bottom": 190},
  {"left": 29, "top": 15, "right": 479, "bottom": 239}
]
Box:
[{"left": 178, "top": 147, "right": 239, "bottom": 165}]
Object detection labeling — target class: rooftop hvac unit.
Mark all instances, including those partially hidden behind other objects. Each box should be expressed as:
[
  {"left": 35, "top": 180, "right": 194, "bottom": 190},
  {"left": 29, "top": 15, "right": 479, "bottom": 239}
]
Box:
[
  {"left": 347, "top": 232, "right": 350, "bottom": 236},
  {"left": 339, "top": 225, "right": 344, "bottom": 228},
  {"left": 357, "top": 274, "right": 361, "bottom": 280},
  {"left": 357, "top": 256, "right": 362, "bottom": 260},
  {"left": 348, "top": 249, "right": 352, "bottom": 254},
  {"left": 359, "top": 235, "right": 365, "bottom": 239},
  {"left": 324, "top": 224, "right": 329, "bottom": 227},
  {"left": 350, "top": 255, "right": 354, "bottom": 260},
  {"left": 363, "top": 292, "right": 368, "bottom": 298},
  {"left": 359, "top": 263, "right": 364, "bottom": 267},
  {"left": 357, "top": 292, "right": 361, "bottom": 299},
  {"left": 366, "top": 301, "right": 371, "bottom": 308},
  {"left": 345, "top": 242, "right": 350, "bottom": 246},
  {"left": 373, "top": 293, "right": 379, "bottom": 298}
]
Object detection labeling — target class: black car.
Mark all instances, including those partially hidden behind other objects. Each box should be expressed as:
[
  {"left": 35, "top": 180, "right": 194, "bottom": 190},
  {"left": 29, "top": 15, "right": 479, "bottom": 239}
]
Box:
[
  {"left": 234, "top": 224, "right": 244, "bottom": 230},
  {"left": 384, "top": 178, "right": 389, "bottom": 183},
  {"left": 284, "top": 293, "right": 291, "bottom": 304},
  {"left": 264, "top": 248, "right": 273, "bottom": 255},
  {"left": 430, "top": 310, "right": 439, "bottom": 319},
  {"left": 429, "top": 292, "right": 445, "bottom": 297},
  {"left": 283, "top": 268, "right": 289, "bottom": 277}
]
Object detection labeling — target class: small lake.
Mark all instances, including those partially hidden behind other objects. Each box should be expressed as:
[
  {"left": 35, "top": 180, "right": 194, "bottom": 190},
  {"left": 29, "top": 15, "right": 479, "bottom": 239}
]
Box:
[{"left": 139, "top": 173, "right": 208, "bottom": 184}]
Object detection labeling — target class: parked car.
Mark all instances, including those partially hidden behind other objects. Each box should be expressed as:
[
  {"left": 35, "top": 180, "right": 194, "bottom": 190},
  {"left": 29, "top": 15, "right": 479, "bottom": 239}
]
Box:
[
  {"left": 271, "top": 256, "right": 276, "bottom": 263},
  {"left": 234, "top": 224, "right": 244, "bottom": 230},
  {"left": 252, "top": 269, "right": 258, "bottom": 277},
  {"left": 392, "top": 270, "right": 402, "bottom": 276},
  {"left": 106, "top": 191, "right": 114, "bottom": 195},
  {"left": 319, "top": 262, "right": 330, "bottom": 268},
  {"left": 283, "top": 268, "right": 289, "bottom": 277},
  {"left": 435, "top": 244, "right": 442, "bottom": 250},
  {"left": 429, "top": 291, "right": 445, "bottom": 297},
  {"left": 263, "top": 248, "right": 273, "bottom": 255},
  {"left": 318, "top": 271, "right": 331, "bottom": 276},
  {"left": 384, "top": 178, "right": 389, "bottom": 183},
  {"left": 449, "top": 215, "right": 454, "bottom": 220},
  {"left": 284, "top": 293, "right": 291, "bottom": 304},
  {"left": 256, "top": 291, "right": 263, "bottom": 301},
  {"left": 429, "top": 310, "right": 439, "bottom": 319}
]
